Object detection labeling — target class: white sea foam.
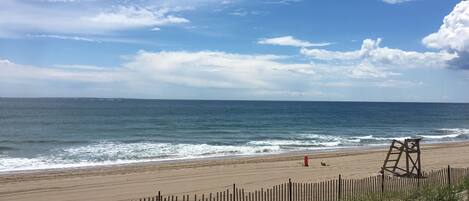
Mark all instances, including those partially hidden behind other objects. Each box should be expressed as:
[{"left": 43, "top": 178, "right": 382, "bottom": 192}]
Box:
[
  {"left": 247, "top": 140, "right": 316, "bottom": 146},
  {"left": 299, "top": 134, "right": 343, "bottom": 141},
  {"left": 299, "top": 134, "right": 356, "bottom": 144},
  {"left": 2, "top": 128, "right": 469, "bottom": 172},
  {"left": 248, "top": 134, "right": 418, "bottom": 148},
  {"left": 247, "top": 139, "right": 346, "bottom": 148},
  {"left": 319, "top": 141, "right": 341, "bottom": 147},
  {"left": 417, "top": 128, "right": 469, "bottom": 140},
  {"left": 358, "top": 136, "right": 412, "bottom": 141},
  {"left": 419, "top": 134, "right": 460, "bottom": 139},
  {"left": 436, "top": 128, "right": 469, "bottom": 135},
  {"left": 0, "top": 142, "right": 283, "bottom": 172},
  {"left": 0, "top": 138, "right": 352, "bottom": 172},
  {"left": 354, "top": 135, "right": 374, "bottom": 139},
  {"left": 60, "top": 142, "right": 283, "bottom": 161},
  {"left": 0, "top": 157, "right": 148, "bottom": 172}
]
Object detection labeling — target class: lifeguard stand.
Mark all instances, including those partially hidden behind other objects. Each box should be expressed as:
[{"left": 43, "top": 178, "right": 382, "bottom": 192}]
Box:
[{"left": 381, "top": 138, "right": 422, "bottom": 178}]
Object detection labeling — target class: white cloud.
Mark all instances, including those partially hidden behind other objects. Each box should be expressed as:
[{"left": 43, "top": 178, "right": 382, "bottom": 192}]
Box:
[
  {"left": 0, "top": 49, "right": 437, "bottom": 99},
  {"left": 350, "top": 61, "right": 404, "bottom": 79},
  {"left": 29, "top": 34, "right": 97, "bottom": 42},
  {"left": 381, "top": 0, "right": 414, "bottom": 4},
  {"left": 124, "top": 51, "right": 315, "bottom": 89},
  {"left": 0, "top": 51, "right": 319, "bottom": 96},
  {"left": 0, "top": 1, "right": 191, "bottom": 37},
  {"left": 301, "top": 38, "right": 455, "bottom": 69},
  {"left": 84, "top": 6, "right": 189, "bottom": 31},
  {"left": 422, "top": 1, "right": 469, "bottom": 52},
  {"left": 300, "top": 38, "right": 456, "bottom": 80},
  {"left": 26, "top": 34, "right": 152, "bottom": 45},
  {"left": 258, "top": 36, "right": 332, "bottom": 47},
  {"left": 123, "top": 51, "right": 426, "bottom": 89},
  {"left": 301, "top": 38, "right": 383, "bottom": 61},
  {"left": 422, "top": 1, "right": 469, "bottom": 69},
  {"left": 53, "top": 64, "right": 114, "bottom": 71},
  {"left": 0, "top": 59, "right": 122, "bottom": 83}
]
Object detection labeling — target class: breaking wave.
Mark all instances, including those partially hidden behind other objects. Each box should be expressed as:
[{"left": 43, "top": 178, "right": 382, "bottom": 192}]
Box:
[{"left": 1, "top": 128, "right": 468, "bottom": 172}]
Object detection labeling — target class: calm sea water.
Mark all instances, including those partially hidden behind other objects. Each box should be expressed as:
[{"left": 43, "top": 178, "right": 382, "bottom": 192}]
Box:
[{"left": 1, "top": 98, "right": 469, "bottom": 172}]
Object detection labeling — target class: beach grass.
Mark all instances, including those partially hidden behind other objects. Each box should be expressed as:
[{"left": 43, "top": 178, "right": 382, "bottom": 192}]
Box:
[{"left": 351, "top": 177, "right": 469, "bottom": 201}]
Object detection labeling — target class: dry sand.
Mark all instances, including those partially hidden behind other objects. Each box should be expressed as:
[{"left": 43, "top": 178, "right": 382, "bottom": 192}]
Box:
[{"left": 1, "top": 142, "right": 469, "bottom": 201}]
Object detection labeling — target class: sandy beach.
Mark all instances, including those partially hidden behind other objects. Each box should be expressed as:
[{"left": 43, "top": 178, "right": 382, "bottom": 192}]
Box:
[
  {"left": 2, "top": 0, "right": 469, "bottom": 200},
  {"left": 1, "top": 142, "right": 469, "bottom": 201}
]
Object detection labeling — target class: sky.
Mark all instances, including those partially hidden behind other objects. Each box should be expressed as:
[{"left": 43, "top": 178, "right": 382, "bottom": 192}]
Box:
[{"left": 0, "top": 0, "right": 469, "bottom": 102}]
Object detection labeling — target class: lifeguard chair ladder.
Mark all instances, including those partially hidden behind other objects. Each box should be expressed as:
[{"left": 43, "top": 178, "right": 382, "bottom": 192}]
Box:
[{"left": 381, "top": 138, "right": 422, "bottom": 178}]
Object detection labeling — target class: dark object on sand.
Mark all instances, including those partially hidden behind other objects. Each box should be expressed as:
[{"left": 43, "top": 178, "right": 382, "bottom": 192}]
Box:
[
  {"left": 320, "top": 161, "right": 328, "bottom": 166},
  {"left": 381, "top": 138, "right": 422, "bottom": 178}
]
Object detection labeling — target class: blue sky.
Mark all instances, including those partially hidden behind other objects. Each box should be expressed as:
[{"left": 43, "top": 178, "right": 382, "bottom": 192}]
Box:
[{"left": 1, "top": 0, "right": 468, "bottom": 102}]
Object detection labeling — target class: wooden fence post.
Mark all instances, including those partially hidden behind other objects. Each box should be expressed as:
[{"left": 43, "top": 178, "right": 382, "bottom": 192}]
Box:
[
  {"left": 136, "top": 166, "right": 469, "bottom": 201},
  {"left": 417, "top": 173, "right": 420, "bottom": 188},
  {"left": 447, "top": 165, "right": 451, "bottom": 188},
  {"left": 233, "top": 184, "right": 236, "bottom": 201},
  {"left": 338, "top": 174, "right": 342, "bottom": 201},
  {"left": 381, "top": 173, "right": 385, "bottom": 196}
]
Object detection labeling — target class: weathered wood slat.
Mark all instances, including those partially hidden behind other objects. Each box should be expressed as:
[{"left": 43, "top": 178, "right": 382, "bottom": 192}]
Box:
[{"left": 144, "top": 166, "right": 469, "bottom": 201}]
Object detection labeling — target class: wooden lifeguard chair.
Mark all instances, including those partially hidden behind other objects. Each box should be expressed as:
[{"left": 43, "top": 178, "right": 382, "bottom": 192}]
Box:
[{"left": 381, "top": 138, "right": 422, "bottom": 178}]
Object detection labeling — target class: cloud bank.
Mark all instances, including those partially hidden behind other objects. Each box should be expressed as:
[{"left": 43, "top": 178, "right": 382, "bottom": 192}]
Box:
[
  {"left": 85, "top": 6, "right": 189, "bottom": 31},
  {"left": 0, "top": 1, "right": 197, "bottom": 37},
  {"left": 1, "top": 51, "right": 326, "bottom": 98},
  {"left": 301, "top": 38, "right": 454, "bottom": 68},
  {"left": 422, "top": 1, "right": 469, "bottom": 70},
  {"left": 300, "top": 38, "right": 455, "bottom": 79},
  {"left": 124, "top": 51, "right": 316, "bottom": 89},
  {"left": 0, "top": 46, "right": 431, "bottom": 99}
]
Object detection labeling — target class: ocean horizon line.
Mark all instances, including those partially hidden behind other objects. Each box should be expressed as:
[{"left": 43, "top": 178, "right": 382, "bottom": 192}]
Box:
[{"left": 1, "top": 97, "right": 468, "bottom": 104}]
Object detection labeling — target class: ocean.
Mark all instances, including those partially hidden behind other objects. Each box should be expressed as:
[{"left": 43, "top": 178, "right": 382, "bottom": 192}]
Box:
[{"left": 1, "top": 98, "right": 469, "bottom": 172}]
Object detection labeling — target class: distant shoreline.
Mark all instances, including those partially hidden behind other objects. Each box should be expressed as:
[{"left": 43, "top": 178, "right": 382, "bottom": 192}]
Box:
[{"left": 1, "top": 97, "right": 468, "bottom": 104}]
